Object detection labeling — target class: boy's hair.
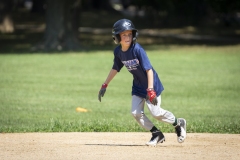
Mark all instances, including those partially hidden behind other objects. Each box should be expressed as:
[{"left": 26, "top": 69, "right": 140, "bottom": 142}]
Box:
[{"left": 112, "top": 19, "right": 138, "bottom": 44}]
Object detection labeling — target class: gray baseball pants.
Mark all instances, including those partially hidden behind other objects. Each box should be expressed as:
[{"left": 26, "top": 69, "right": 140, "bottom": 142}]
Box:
[{"left": 131, "top": 95, "right": 176, "bottom": 131}]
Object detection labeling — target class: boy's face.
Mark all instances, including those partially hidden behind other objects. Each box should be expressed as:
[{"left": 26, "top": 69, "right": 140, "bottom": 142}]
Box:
[{"left": 119, "top": 30, "right": 132, "bottom": 48}]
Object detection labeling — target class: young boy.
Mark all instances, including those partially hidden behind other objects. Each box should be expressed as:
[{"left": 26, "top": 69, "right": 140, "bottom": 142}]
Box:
[{"left": 98, "top": 19, "right": 186, "bottom": 146}]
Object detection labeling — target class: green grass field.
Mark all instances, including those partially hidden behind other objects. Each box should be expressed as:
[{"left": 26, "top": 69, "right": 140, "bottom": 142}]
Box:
[{"left": 0, "top": 45, "right": 240, "bottom": 133}]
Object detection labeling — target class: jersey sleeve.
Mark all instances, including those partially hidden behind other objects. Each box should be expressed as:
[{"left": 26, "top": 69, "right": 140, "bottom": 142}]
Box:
[
  {"left": 112, "top": 56, "right": 123, "bottom": 72},
  {"left": 136, "top": 47, "right": 152, "bottom": 71},
  {"left": 112, "top": 49, "right": 124, "bottom": 72}
]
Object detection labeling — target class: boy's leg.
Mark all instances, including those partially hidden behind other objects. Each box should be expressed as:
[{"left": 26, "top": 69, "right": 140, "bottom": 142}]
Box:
[
  {"left": 146, "top": 95, "right": 176, "bottom": 124},
  {"left": 131, "top": 95, "right": 154, "bottom": 130},
  {"left": 146, "top": 95, "right": 187, "bottom": 143},
  {"left": 131, "top": 95, "right": 165, "bottom": 146}
]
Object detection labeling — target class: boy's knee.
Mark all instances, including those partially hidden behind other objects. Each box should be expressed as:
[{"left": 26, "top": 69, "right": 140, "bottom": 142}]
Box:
[
  {"left": 150, "top": 108, "right": 166, "bottom": 118},
  {"left": 131, "top": 112, "right": 142, "bottom": 120},
  {"left": 151, "top": 115, "right": 160, "bottom": 120}
]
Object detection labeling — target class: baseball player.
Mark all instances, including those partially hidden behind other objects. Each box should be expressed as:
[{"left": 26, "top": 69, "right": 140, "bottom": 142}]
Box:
[{"left": 98, "top": 19, "right": 186, "bottom": 146}]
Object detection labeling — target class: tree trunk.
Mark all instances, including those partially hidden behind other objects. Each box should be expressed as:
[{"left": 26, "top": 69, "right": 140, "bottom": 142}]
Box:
[
  {"left": 33, "top": 0, "right": 81, "bottom": 51},
  {"left": 0, "top": 0, "right": 14, "bottom": 33}
]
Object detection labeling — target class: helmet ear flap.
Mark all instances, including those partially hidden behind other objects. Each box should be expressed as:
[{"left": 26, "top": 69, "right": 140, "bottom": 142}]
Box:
[
  {"left": 133, "top": 31, "right": 138, "bottom": 43},
  {"left": 112, "top": 34, "right": 121, "bottom": 44}
]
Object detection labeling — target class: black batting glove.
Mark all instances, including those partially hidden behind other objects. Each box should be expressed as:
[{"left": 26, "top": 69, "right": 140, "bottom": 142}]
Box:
[{"left": 98, "top": 83, "right": 108, "bottom": 102}]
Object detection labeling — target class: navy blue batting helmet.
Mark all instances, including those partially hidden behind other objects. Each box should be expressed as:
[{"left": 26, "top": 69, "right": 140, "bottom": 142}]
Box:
[{"left": 112, "top": 19, "right": 138, "bottom": 44}]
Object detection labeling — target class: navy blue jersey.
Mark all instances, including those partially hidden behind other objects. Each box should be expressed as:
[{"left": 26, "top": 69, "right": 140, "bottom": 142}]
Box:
[{"left": 112, "top": 43, "right": 164, "bottom": 98}]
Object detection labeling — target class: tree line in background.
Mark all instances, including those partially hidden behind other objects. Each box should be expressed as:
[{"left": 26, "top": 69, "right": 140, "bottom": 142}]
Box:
[{"left": 0, "top": 0, "right": 239, "bottom": 51}]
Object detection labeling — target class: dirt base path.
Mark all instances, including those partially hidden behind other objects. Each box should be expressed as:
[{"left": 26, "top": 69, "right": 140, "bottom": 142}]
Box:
[{"left": 1, "top": 133, "right": 239, "bottom": 160}]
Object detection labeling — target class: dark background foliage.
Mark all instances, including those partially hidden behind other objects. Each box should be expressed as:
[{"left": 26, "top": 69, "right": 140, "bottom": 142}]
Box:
[{"left": 0, "top": 0, "right": 240, "bottom": 53}]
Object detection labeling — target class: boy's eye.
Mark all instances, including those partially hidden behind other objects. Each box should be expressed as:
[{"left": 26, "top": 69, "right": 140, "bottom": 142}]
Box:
[{"left": 122, "top": 34, "right": 132, "bottom": 37}]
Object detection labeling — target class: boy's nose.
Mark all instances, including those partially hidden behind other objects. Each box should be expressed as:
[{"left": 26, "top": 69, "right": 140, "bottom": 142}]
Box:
[{"left": 126, "top": 35, "right": 131, "bottom": 39}]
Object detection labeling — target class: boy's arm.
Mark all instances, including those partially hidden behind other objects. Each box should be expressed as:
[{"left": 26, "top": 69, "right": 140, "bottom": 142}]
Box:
[
  {"left": 104, "top": 69, "right": 118, "bottom": 85},
  {"left": 98, "top": 69, "right": 118, "bottom": 102},
  {"left": 146, "top": 69, "right": 158, "bottom": 105},
  {"left": 146, "top": 69, "right": 154, "bottom": 89}
]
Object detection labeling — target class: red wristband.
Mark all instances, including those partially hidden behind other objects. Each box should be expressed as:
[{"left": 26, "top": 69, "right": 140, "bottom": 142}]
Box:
[{"left": 102, "top": 83, "right": 108, "bottom": 88}]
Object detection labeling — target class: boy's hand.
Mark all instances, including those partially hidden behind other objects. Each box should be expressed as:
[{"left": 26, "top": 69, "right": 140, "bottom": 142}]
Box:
[
  {"left": 98, "top": 83, "right": 108, "bottom": 102},
  {"left": 146, "top": 88, "right": 158, "bottom": 105}
]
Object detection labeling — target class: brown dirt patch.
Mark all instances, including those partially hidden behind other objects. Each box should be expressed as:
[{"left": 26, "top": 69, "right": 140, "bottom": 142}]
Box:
[{"left": 0, "top": 133, "right": 239, "bottom": 160}]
